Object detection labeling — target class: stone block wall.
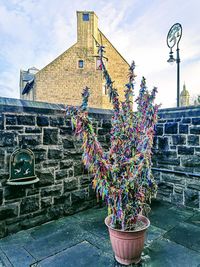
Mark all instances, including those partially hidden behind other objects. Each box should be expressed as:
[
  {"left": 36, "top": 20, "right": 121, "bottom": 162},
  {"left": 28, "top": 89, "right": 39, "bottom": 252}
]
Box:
[
  {"left": 0, "top": 97, "right": 200, "bottom": 237},
  {"left": 0, "top": 98, "right": 112, "bottom": 238},
  {"left": 153, "top": 106, "right": 200, "bottom": 209}
]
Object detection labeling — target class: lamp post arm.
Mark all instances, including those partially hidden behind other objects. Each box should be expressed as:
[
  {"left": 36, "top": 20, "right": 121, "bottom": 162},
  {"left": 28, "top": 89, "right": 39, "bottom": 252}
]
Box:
[{"left": 176, "top": 47, "right": 180, "bottom": 107}]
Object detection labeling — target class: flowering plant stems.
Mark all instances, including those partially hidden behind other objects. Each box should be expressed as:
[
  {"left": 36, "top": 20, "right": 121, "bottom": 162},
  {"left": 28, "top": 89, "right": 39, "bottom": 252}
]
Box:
[{"left": 66, "top": 46, "right": 159, "bottom": 230}]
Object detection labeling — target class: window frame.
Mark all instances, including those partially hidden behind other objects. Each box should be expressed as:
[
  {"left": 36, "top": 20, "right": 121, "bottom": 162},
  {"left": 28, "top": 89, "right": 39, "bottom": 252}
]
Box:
[
  {"left": 78, "top": 60, "right": 84, "bottom": 69},
  {"left": 82, "top": 13, "right": 89, "bottom": 21}
]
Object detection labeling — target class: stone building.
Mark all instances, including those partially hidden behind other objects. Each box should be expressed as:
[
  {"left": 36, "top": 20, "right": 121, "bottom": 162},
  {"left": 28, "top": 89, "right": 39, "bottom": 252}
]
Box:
[
  {"left": 180, "top": 83, "right": 190, "bottom": 107},
  {"left": 20, "top": 11, "right": 130, "bottom": 109}
]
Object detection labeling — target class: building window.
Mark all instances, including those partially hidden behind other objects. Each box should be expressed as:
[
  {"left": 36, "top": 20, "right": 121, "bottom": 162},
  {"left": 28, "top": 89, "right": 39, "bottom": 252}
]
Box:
[
  {"left": 78, "top": 60, "right": 84, "bottom": 68},
  {"left": 83, "top": 13, "right": 89, "bottom": 21},
  {"left": 96, "top": 58, "right": 102, "bottom": 70}
]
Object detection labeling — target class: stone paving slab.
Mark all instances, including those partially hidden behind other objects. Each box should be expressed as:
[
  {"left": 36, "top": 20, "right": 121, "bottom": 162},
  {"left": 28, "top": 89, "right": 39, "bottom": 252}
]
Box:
[
  {"left": 0, "top": 249, "right": 12, "bottom": 267},
  {"left": 149, "top": 201, "right": 194, "bottom": 231},
  {"left": 143, "top": 238, "right": 200, "bottom": 267},
  {"left": 0, "top": 245, "right": 35, "bottom": 267},
  {"left": 24, "top": 225, "right": 87, "bottom": 261},
  {"left": 186, "top": 212, "right": 200, "bottom": 227},
  {"left": 0, "top": 200, "right": 199, "bottom": 267},
  {"left": 164, "top": 221, "right": 200, "bottom": 252},
  {"left": 34, "top": 241, "right": 113, "bottom": 267},
  {"left": 27, "top": 216, "right": 79, "bottom": 240}
]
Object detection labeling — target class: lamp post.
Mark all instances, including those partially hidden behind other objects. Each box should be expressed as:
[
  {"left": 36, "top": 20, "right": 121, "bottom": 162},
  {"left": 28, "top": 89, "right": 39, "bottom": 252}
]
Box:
[{"left": 167, "top": 23, "right": 182, "bottom": 107}]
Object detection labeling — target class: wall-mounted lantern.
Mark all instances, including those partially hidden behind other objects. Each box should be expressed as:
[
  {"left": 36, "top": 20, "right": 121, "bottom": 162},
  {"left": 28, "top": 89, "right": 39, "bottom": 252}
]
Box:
[{"left": 8, "top": 148, "right": 39, "bottom": 185}]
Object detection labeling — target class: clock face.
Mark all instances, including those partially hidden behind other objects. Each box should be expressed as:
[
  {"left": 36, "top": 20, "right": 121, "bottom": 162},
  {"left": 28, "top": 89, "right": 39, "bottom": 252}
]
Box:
[{"left": 167, "top": 23, "right": 182, "bottom": 48}]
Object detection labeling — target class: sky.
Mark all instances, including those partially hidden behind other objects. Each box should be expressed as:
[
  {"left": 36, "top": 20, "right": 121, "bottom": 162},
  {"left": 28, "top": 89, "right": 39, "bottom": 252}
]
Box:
[{"left": 0, "top": 0, "right": 200, "bottom": 108}]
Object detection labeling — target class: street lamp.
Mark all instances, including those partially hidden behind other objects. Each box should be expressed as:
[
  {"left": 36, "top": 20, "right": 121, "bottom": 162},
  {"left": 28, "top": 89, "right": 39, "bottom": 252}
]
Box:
[{"left": 167, "top": 23, "right": 182, "bottom": 107}]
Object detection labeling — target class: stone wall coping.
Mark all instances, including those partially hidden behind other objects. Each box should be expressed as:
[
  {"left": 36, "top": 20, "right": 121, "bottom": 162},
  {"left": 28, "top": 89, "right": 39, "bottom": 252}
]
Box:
[{"left": 0, "top": 97, "right": 199, "bottom": 118}]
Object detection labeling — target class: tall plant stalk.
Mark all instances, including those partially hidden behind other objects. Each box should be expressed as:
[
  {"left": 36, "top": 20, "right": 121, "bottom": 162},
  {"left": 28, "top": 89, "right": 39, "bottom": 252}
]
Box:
[{"left": 66, "top": 46, "right": 159, "bottom": 230}]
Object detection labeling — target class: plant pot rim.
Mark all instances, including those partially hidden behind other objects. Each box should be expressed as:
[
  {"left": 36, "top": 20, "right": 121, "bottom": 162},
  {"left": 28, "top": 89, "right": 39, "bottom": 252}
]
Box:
[{"left": 105, "top": 214, "right": 150, "bottom": 233}]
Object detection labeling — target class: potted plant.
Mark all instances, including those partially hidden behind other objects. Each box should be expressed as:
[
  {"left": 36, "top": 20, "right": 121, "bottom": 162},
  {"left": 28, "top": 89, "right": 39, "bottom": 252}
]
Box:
[{"left": 67, "top": 45, "right": 159, "bottom": 265}]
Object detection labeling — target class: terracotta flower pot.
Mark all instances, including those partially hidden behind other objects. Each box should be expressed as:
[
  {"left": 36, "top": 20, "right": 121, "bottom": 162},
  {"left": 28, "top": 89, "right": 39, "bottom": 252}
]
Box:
[{"left": 105, "top": 215, "right": 150, "bottom": 265}]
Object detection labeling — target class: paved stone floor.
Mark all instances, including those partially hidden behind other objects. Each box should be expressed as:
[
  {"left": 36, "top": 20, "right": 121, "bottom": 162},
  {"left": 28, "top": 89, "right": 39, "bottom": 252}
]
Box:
[{"left": 0, "top": 200, "right": 200, "bottom": 267}]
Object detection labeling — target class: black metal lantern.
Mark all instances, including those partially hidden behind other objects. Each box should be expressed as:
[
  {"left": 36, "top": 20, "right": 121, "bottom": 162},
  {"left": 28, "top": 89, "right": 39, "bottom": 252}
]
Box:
[
  {"left": 8, "top": 148, "right": 39, "bottom": 185},
  {"left": 167, "top": 23, "right": 182, "bottom": 107}
]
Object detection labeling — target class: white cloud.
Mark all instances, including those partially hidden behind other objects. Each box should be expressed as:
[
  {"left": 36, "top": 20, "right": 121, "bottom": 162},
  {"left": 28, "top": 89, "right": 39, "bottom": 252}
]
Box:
[{"left": 0, "top": 0, "right": 200, "bottom": 107}]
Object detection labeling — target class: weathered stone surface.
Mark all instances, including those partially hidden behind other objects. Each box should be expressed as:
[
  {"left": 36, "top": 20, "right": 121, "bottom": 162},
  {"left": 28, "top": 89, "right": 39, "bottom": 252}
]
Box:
[
  {"left": 37, "top": 116, "right": 49, "bottom": 126},
  {"left": 62, "top": 138, "right": 75, "bottom": 149},
  {"left": 0, "top": 189, "right": 3, "bottom": 205},
  {"left": 195, "top": 147, "right": 200, "bottom": 153},
  {"left": 60, "top": 126, "right": 73, "bottom": 135},
  {"left": 41, "top": 197, "right": 52, "bottom": 209},
  {"left": 158, "top": 137, "right": 169, "bottom": 150},
  {"left": 60, "top": 159, "right": 73, "bottom": 169},
  {"left": 0, "top": 132, "right": 16, "bottom": 147},
  {"left": 43, "top": 128, "right": 58, "bottom": 145},
  {"left": 0, "top": 204, "right": 18, "bottom": 220},
  {"left": 0, "top": 149, "right": 5, "bottom": 170},
  {"left": 42, "top": 160, "right": 59, "bottom": 168},
  {"left": 36, "top": 170, "right": 54, "bottom": 186},
  {"left": 192, "top": 118, "right": 200, "bottom": 125},
  {"left": 33, "top": 147, "right": 47, "bottom": 163},
  {"left": 64, "top": 178, "right": 78, "bottom": 192},
  {"left": 181, "top": 155, "right": 200, "bottom": 167},
  {"left": 64, "top": 149, "right": 82, "bottom": 160},
  {"left": 177, "top": 146, "right": 194, "bottom": 155},
  {"left": 161, "top": 173, "right": 185, "bottom": 185},
  {"left": 0, "top": 221, "right": 6, "bottom": 238},
  {"left": 68, "top": 168, "right": 74, "bottom": 177},
  {"left": 6, "top": 126, "right": 24, "bottom": 132},
  {"left": 4, "top": 186, "right": 26, "bottom": 200},
  {"left": 55, "top": 169, "right": 68, "bottom": 180},
  {"left": 19, "top": 135, "right": 41, "bottom": 147},
  {"left": 171, "top": 192, "right": 184, "bottom": 205},
  {"left": 79, "top": 175, "right": 92, "bottom": 186},
  {"left": 157, "top": 182, "right": 173, "bottom": 199},
  {"left": 102, "top": 121, "right": 112, "bottom": 129},
  {"left": 184, "top": 189, "right": 199, "bottom": 208},
  {"left": 0, "top": 114, "right": 4, "bottom": 130},
  {"left": 155, "top": 125, "right": 163, "bottom": 136},
  {"left": 165, "top": 122, "right": 178, "bottom": 134},
  {"left": 46, "top": 205, "right": 64, "bottom": 219},
  {"left": 20, "top": 196, "right": 39, "bottom": 215},
  {"left": 187, "top": 135, "right": 199, "bottom": 146},
  {"left": 187, "top": 178, "right": 200, "bottom": 191},
  {"left": 153, "top": 151, "right": 180, "bottom": 166},
  {"left": 88, "top": 184, "right": 96, "bottom": 200},
  {"left": 50, "top": 117, "right": 65, "bottom": 127},
  {"left": 20, "top": 213, "right": 49, "bottom": 230},
  {"left": 71, "top": 189, "right": 88, "bottom": 204},
  {"left": 179, "top": 124, "right": 188, "bottom": 134},
  {"left": 48, "top": 148, "right": 63, "bottom": 159},
  {"left": 74, "top": 162, "right": 84, "bottom": 176},
  {"left": 5, "top": 115, "right": 17, "bottom": 125},
  {"left": 190, "top": 126, "right": 200, "bottom": 134},
  {"left": 25, "top": 127, "right": 42, "bottom": 133},
  {"left": 41, "top": 185, "right": 62, "bottom": 197},
  {"left": 182, "top": 118, "right": 191, "bottom": 123},
  {"left": 17, "top": 115, "right": 35, "bottom": 125},
  {"left": 26, "top": 187, "right": 40, "bottom": 196},
  {"left": 98, "top": 127, "right": 110, "bottom": 135},
  {"left": 172, "top": 135, "right": 186, "bottom": 145},
  {"left": 53, "top": 193, "right": 71, "bottom": 205}
]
